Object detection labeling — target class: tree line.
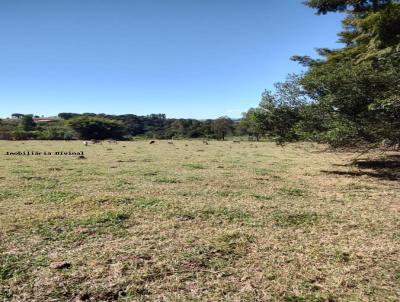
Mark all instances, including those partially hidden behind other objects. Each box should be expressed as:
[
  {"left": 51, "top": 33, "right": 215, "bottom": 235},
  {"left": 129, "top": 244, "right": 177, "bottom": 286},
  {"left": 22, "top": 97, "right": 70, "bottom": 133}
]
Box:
[{"left": 0, "top": 113, "right": 252, "bottom": 141}]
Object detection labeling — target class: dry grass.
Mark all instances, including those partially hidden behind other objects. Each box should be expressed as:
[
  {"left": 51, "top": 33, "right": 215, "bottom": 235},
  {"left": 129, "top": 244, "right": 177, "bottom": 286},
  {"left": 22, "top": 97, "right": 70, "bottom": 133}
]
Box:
[{"left": 0, "top": 140, "right": 399, "bottom": 301}]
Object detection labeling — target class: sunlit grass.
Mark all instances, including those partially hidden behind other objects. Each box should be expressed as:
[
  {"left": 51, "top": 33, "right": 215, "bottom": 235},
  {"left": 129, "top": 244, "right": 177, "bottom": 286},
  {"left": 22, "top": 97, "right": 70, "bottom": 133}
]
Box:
[{"left": 0, "top": 140, "right": 399, "bottom": 301}]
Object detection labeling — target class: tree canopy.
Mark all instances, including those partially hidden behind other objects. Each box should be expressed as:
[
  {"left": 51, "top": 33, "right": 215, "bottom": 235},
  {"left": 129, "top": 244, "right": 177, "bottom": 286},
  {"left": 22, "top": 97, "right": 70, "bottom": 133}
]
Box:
[
  {"left": 248, "top": 0, "right": 400, "bottom": 147},
  {"left": 67, "top": 116, "right": 126, "bottom": 140}
]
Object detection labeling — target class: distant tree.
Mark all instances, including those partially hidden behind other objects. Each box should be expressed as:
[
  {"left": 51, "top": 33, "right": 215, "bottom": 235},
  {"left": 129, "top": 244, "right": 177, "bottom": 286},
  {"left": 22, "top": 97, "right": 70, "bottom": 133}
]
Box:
[
  {"left": 114, "top": 114, "right": 145, "bottom": 136},
  {"left": 44, "top": 126, "right": 76, "bottom": 140},
  {"left": 20, "top": 115, "right": 35, "bottom": 131},
  {"left": 239, "top": 109, "right": 266, "bottom": 141},
  {"left": 11, "top": 113, "right": 24, "bottom": 119},
  {"left": 58, "top": 113, "right": 79, "bottom": 120},
  {"left": 67, "top": 116, "right": 126, "bottom": 140},
  {"left": 251, "top": 75, "right": 307, "bottom": 144},
  {"left": 212, "top": 117, "right": 234, "bottom": 140}
]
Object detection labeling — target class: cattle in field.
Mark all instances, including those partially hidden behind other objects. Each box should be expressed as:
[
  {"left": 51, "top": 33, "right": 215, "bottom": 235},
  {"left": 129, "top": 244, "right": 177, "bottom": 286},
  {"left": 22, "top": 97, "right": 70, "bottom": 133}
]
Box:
[{"left": 149, "top": 140, "right": 156, "bottom": 144}]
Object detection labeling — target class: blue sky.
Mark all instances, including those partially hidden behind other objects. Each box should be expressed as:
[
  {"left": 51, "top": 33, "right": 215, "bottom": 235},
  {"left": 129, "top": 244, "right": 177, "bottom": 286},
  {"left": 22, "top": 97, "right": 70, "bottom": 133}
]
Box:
[{"left": 0, "top": 0, "right": 344, "bottom": 119}]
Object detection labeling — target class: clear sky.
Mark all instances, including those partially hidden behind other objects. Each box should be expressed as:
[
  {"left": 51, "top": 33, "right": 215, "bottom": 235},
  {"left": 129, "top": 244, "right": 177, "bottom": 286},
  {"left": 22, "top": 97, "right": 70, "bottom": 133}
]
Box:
[{"left": 0, "top": 0, "right": 344, "bottom": 119}]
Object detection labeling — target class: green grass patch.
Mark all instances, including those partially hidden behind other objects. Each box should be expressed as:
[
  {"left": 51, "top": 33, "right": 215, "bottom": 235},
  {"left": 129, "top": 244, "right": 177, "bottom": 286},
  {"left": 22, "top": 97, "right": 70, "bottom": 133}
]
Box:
[
  {"left": 134, "top": 198, "right": 163, "bottom": 209},
  {"left": 0, "top": 190, "right": 19, "bottom": 201},
  {"left": 35, "top": 210, "right": 131, "bottom": 242},
  {"left": 201, "top": 207, "right": 251, "bottom": 222},
  {"left": 0, "top": 253, "right": 47, "bottom": 281},
  {"left": 39, "top": 190, "right": 77, "bottom": 203},
  {"left": 272, "top": 211, "right": 319, "bottom": 227},
  {"left": 211, "top": 231, "right": 254, "bottom": 257},
  {"left": 0, "top": 254, "right": 19, "bottom": 280}
]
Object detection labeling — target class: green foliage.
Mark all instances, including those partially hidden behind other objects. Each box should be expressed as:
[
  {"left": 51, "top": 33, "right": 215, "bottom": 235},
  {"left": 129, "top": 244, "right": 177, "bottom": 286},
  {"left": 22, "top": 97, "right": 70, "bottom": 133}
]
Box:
[
  {"left": 58, "top": 112, "right": 79, "bottom": 120},
  {"left": 67, "top": 116, "right": 126, "bottom": 140},
  {"left": 250, "top": 1, "right": 400, "bottom": 147},
  {"left": 0, "top": 254, "right": 19, "bottom": 280},
  {"left": 211, "top": 117, "right": 234, "bottom": 140},
  {"left": 20, "top": 115, "right": 35, "bottom": 131},
  {"left": 12, "top": 128, "right": 31, "bottom": 140},
  {"left": 42, "top": 126, "right": 76, "bottom": 140},
  {"left": 11, "top": 113, "right": 24, "bottom": 119},
  {"left": 251, "top": 74, "right": 307, "bottom": 144},
  {"left": 238, "top": 108, "right": 265, "bottom": 140},
  {"left": 2, "top": 113, "right": 244, "bottom": 141},
  {"left": 305, "top": 0, "right": 393, "bottom": 14}
]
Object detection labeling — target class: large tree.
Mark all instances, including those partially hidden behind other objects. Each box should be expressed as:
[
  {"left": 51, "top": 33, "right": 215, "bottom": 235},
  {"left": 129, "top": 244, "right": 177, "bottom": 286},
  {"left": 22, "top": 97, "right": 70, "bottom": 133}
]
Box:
[
  {"left": 275, "top": 0, "right": 400, "bottom": 147},
  {"left": 212, "top": 117, "right": 234, "bottom": 140},
  {"left": 306, "top": 0, "right": 394, "bottom": 14},
  {"left": 67, "top": 116, "right": 126, "bottom": 140}
]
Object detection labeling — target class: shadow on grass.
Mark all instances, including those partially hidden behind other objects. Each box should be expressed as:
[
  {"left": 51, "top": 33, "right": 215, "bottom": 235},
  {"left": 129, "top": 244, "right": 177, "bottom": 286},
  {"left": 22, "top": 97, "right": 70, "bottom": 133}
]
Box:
[{"left": 322, "top": 155, "right": 400, "bottom": 181}]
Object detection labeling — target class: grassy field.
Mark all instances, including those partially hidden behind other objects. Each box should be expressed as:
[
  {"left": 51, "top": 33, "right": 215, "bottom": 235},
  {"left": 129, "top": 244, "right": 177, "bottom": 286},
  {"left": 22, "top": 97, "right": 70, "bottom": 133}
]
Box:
[{"left": 0, "top": 140, "right": 399, "bottom": 301}]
